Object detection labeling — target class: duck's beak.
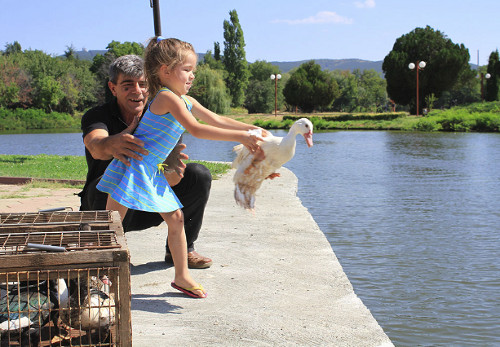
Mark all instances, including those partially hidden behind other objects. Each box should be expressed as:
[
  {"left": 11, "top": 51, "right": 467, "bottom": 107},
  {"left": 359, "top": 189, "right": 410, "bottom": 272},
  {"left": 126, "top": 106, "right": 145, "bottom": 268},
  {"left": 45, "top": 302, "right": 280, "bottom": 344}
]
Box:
[{"left": 303, "top": 131, "right": 313, "bottom": 147}]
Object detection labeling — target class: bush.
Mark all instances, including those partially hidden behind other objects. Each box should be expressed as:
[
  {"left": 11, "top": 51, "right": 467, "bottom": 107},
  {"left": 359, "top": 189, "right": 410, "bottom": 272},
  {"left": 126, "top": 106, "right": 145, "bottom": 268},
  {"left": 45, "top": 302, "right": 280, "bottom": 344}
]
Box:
[
  {"left": 0, "top": 107, "right": 80, "bottom": 131},
  {"left": 254, "top": 118, "right": 292, "bottom": 129},
  {"left": 283, "top": 112, "right": 407, "bottom": 122},
  {"left": 426, "top": 102, "right": 500, "bottom": 132},
  {"left": 412, "top": 117, "right": 442, "bottom": 131}
]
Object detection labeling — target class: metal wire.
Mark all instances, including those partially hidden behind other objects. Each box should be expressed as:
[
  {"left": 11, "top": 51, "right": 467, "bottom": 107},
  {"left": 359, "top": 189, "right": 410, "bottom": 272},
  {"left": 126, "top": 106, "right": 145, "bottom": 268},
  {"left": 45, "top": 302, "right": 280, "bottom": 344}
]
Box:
[
  {"left": 0, "top": 211, "right": 112, "bottom": 227},
  {"left": 0, "top": 268, "right": 119, "bottom": 346}
]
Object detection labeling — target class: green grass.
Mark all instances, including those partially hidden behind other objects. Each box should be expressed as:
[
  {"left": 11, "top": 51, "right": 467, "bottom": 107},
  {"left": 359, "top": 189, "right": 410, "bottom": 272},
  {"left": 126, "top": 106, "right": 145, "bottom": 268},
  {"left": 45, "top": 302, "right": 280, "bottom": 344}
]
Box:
[
  {"left": 0, "top": 154, "right": 87, "bottom": 180},
  {"left": 0, "top": 154, "right": 231, "bottom": 188}
]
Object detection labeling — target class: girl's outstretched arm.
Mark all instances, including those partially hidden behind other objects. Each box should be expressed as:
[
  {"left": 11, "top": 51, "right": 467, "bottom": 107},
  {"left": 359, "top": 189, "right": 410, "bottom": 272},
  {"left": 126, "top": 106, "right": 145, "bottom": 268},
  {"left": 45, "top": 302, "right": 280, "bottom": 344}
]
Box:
[
  {"left": 150, "top": 91, "right": 263, "bottom": 152},
  {"left": 186, "top": 96, "right": 270, "bottom": 136}
]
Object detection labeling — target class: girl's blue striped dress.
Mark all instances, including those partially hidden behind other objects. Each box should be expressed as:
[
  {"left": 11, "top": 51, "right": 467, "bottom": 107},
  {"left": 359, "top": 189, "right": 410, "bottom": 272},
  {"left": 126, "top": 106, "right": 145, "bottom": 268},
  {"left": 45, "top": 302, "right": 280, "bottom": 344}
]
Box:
[{"left": 96, "top": 88, "right": 189, "bottom": 213}]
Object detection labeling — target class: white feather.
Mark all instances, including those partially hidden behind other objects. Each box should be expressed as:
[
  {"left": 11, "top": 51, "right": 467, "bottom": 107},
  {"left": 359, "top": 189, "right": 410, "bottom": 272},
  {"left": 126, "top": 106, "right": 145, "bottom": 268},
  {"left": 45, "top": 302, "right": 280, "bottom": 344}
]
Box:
[{"left": 0, "top": 316, "right": 33, "bottom": 331}]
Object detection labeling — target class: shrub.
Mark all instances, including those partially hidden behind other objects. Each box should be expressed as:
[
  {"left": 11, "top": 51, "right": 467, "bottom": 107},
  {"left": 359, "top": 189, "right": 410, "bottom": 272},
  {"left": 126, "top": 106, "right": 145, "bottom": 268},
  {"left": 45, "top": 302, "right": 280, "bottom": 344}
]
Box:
[
  {"left": 413, "top": 117, "right": 442, "bottom": 131},
  {"left": 0, "top": 107, "right": 79, "bottom": 131}
]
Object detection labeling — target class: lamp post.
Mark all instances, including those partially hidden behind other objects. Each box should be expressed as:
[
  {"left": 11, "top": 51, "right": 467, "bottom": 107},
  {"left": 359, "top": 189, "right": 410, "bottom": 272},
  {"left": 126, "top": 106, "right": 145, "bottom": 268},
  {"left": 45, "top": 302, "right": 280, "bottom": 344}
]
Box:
[
  {"left": 480, "top": 72, "right": 491, "bottom": 101},
  {"left": 270, "top": 73, "right": 281, "bottom": 117},
  {"left": 150, "top": 0, "right": 162, "bottom": 36},
  {"left": 408, "top": 61, "right": 426, "bottom": 116}
]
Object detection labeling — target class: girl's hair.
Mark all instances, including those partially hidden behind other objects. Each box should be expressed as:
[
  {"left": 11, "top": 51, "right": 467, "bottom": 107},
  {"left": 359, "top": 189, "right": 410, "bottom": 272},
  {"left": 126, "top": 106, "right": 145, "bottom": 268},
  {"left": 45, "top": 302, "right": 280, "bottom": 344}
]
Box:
[{"left": 144, "top": 37, "right": 196, "bottom": 97}]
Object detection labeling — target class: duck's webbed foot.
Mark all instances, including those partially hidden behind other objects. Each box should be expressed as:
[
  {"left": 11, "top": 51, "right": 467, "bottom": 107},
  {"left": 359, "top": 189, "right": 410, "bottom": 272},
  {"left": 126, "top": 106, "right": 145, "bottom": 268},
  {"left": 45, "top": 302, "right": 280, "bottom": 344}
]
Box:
[{"left": 266, "top": 172, "right": 281, "bottom": 180}]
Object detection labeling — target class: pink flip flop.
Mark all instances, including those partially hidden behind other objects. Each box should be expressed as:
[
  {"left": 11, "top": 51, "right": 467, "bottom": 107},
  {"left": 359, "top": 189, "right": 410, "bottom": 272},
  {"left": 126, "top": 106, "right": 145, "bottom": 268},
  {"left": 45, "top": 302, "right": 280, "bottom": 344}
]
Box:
[{"left": 171, "top": 281, "right": 207, "bottom": 298}]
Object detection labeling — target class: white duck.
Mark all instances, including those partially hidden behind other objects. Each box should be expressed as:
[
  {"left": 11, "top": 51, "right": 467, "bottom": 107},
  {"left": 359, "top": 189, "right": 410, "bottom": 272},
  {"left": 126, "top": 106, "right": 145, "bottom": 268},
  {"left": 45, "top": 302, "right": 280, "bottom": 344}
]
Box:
[
  {"left": 232, "top": 118, "right": 313, "bottom": 210},
  {"left": 55, "top": 275, "right": 115, "bottom": 330}
]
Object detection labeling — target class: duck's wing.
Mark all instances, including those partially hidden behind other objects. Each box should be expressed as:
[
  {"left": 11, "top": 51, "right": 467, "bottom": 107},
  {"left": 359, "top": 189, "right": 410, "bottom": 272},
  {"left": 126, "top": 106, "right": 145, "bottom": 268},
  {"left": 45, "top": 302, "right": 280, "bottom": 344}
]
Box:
[
  {"left": 231, "top": 143, "right": 248, "bottom": 169},
  {"left": 232, "top": 137, "right": 283, "bottom": 210},
  {"left": 0, "top": 287, "right": 53, "bottom": 332}
]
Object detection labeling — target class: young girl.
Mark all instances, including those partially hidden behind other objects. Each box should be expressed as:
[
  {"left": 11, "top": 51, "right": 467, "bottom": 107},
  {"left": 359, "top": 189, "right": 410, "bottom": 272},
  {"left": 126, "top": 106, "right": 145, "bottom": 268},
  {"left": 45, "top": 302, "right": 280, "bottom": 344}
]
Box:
[{"left": 97, "top": 37, "right": 265, "bottom": 298}]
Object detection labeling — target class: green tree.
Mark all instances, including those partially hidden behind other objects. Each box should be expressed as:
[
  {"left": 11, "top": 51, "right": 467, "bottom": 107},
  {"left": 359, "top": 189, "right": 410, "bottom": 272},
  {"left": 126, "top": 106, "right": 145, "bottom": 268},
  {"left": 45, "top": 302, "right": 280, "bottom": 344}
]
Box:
[
  {"left": 2, "top": 48, "right": 99, "bottom": 113},
  {"left": 485, "top": 50, "right": 499, "bottom": 101},
  {"left": 9, "top": 50, "right": 64, "bottom": 110},
  {"left": 214, "top": 42, "right": 222, "bottom": 61},
  {"left": 34, "top": 75, "right": 64, "bottom": 112},
  {"left": 354, "top": 69, "right": 387, "bottom": 112},
  {"left": 3, "top": 41, "right": 22, "bottom": 55},
  {"left": 435, "top": 66, "right": 479, "bottom": 108},
  {"left": 283, "top": 61, "right": 340, "bottom": 112},
  {"left": 56, "top": 58, "right": 98, "bottom": 113},
  {"left": 64, "top": 45, "right": 77, "bottom": 60},
  {"left": 106, "top": 40, "right": 144, "bottom": 57},
  {"left": 245, "top": 61, "right": 282, "bottom": 113},
  {"left": 222, "top": 9, "right": 249, "bottom": 107},
  {"left": 331, "top": 70, "right": 358, "bottom": 112},
  {"left": 0, "top": 54, "right": 31, "bottom": 108},
  {"left": 189, "top": 64, "right": 231, "bottom": 114},
  {"left": 382, "top": 26, "right": 471, "bottom": 113},
  {"left": 203, "top": 49, "right": 224, "bottom": 71}
]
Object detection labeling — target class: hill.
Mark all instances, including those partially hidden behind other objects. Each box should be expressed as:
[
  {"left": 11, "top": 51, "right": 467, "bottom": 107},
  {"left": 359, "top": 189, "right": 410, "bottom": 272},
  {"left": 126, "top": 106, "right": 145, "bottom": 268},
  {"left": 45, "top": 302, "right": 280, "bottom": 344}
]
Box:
[
  {"left": 72, "top": 50, "right": 478, "bottom": 75},
  {"left": 73, "top": 50, "right": 383, "bottom": 73},
  {"left": 270, "top": 58, "right": 384, "bottom": 73},
  {"left": 74, "top": 49, "right": 107, "bottom": 60}
]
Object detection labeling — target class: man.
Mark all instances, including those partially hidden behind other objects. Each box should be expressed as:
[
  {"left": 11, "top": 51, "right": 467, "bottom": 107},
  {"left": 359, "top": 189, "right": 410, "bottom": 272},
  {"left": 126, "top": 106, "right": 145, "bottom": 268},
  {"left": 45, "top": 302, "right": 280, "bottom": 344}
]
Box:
[{"left": 79, "top": 55, "right": 213, "bottom": 269}]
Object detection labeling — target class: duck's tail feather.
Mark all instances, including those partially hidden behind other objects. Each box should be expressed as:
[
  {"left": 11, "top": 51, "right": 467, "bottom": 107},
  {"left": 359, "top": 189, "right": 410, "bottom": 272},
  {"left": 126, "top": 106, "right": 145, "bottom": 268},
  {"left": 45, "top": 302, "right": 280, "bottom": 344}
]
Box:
[
  {"left": 234, "top": 184, "right": 256, "bottom": 210},
  {"left": 232, "top": 144, "right": 245, "bottom": 169}
]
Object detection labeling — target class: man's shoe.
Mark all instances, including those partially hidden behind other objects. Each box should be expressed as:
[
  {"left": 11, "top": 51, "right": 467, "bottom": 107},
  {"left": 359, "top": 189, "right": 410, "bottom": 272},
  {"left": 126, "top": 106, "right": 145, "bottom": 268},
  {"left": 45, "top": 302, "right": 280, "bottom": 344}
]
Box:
[
  {"left": 188, "top": 251, "right": 213, "bottom": 269},
  {"left": 164, "top": 251, "right": 213, "bottom": 269}
]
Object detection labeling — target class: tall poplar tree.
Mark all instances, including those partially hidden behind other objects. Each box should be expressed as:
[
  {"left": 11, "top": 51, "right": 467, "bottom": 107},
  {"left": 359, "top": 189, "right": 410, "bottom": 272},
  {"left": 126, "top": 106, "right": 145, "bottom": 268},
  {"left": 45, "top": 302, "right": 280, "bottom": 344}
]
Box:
[
  {"left": 485, "top": 50, "right": 499, "bottom": 101},
  {"left": 222, "top": 9, "right": 249, "bottom": 107}
]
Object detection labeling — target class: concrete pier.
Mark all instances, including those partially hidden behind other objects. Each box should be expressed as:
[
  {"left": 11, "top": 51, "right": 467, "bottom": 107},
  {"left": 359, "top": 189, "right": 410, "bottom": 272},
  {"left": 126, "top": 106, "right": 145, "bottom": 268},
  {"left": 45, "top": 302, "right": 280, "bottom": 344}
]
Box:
[{"left": 126, "top": 168, "right": 393, "bottom": 346}]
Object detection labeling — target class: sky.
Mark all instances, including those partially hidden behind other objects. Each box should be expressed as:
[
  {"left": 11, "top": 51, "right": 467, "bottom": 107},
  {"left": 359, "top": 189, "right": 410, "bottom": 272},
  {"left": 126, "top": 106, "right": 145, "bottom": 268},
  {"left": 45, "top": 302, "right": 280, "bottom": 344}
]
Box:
[{"left": 1, "top": 0, "right": 499, "bottom": 66}]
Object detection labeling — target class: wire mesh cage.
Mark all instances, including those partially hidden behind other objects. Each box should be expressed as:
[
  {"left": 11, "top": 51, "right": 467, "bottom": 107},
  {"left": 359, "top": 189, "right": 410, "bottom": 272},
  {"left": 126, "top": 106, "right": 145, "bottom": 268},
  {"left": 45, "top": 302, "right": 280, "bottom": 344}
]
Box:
[{"left": 0, "top": 211, "right": 131, "bottom": 347}]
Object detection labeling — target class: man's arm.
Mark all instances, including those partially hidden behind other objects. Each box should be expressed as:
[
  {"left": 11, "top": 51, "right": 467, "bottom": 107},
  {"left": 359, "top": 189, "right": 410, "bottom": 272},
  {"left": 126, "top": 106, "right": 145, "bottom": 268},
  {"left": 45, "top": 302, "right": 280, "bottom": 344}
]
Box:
[{"left": 83, "top": 116, "right": 148, "bottom": 166}]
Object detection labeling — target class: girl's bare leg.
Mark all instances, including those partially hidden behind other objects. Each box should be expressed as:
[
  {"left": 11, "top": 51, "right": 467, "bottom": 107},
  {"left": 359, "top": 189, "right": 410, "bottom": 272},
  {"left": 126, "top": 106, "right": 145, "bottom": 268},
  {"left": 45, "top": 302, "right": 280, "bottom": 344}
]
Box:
[
  {"left": 106, "top": 196, "right": 129, "bottom": 221},
  {"left": 162, "top": 209, "right": 206, "bottom": 298}
]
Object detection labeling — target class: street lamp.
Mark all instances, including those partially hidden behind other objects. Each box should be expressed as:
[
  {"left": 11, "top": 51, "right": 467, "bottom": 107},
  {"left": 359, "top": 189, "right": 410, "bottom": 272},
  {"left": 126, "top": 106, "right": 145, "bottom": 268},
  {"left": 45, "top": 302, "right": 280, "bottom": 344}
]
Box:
[
  {"left": 408, "top": 61, "right": 426, "bottom": 116},
  {"left": 270, "top": 73, "right": 281, "bottom": 117},
  {"left": 480, "top": 72, "right": 491, "bottom": 101}
]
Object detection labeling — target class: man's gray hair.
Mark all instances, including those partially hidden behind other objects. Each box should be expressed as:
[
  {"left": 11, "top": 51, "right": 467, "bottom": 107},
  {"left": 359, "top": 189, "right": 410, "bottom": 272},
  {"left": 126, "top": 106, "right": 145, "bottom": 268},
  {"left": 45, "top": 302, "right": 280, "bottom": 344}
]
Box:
[{"left": 109, "top": 55, "right": 144, "bottom": 84}]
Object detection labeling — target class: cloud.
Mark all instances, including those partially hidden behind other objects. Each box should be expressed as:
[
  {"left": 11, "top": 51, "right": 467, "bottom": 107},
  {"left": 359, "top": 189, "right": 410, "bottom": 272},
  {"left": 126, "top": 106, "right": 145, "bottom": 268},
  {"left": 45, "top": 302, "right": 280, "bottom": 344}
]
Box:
[
  {"left": 272, "top": 11, "right": 353, "bottom": 25},
  {"left": 354, "top": 0, "right": 376, "bottom": 8}
]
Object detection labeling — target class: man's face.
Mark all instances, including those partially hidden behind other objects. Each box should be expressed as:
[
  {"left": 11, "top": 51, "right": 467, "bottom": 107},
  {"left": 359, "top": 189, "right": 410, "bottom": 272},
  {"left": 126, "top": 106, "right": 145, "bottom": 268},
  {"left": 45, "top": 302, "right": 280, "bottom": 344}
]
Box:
[{"left": 108, "top": 73, "right": 148, "bottom": 119}]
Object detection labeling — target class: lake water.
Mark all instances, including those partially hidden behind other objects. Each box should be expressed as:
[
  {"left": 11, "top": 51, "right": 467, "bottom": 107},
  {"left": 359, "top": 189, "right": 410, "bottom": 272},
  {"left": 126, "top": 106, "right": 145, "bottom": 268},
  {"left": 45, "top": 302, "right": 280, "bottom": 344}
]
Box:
[{"left": 1, "top": 130, "right": 499, "bottom": 346}]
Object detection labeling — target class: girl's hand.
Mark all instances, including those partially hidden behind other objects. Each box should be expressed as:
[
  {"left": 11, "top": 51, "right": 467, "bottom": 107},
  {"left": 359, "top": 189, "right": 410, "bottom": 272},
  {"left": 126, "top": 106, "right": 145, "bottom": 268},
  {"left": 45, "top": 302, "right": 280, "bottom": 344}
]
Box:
[
  {"left": 249, "top": 127, "right": 270, "bottom": 138},
  {"left": 242, "top": 130, "right": 264, "bottom": 153},
  {"left": 259, "top": 128, "right": 271, "bottom": 137}
]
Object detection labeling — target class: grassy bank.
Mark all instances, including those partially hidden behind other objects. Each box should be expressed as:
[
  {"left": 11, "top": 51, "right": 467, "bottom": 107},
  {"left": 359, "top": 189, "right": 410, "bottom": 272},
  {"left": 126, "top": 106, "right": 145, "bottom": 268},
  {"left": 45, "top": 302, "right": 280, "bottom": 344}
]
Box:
[
  {"left": 227, "top": 101, "right": 500, "bottom": 132},
  {"left": 3, "top": 102, "right": 499, "bottom": 134},
  {"left": 0, "top": 154, "right": 231, "bottom": 188}
]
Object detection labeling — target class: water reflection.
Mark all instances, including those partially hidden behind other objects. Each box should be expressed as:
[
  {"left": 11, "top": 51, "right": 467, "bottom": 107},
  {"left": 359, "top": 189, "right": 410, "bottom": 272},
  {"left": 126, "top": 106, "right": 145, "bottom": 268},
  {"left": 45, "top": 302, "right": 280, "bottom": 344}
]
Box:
[{"left": 0, "top": 132, "right": 85, "bottom": 156}]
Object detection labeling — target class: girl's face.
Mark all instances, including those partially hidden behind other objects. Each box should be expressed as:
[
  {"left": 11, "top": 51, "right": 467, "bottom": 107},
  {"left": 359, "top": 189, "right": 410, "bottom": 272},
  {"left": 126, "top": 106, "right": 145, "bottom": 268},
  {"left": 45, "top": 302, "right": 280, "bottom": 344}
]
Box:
[{"left": 161, "top": 52, "right": 197, "bottom": 96}]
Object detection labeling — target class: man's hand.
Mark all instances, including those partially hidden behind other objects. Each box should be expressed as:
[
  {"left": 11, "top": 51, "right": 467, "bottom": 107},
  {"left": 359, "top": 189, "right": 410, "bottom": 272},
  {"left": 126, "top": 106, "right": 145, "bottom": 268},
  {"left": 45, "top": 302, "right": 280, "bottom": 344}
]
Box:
[
  {"left": 163, "top": 143, "right": 188, "bottom": 187},
  {"left": 107, "top": 116, "right": 148, "bottom": 166}
]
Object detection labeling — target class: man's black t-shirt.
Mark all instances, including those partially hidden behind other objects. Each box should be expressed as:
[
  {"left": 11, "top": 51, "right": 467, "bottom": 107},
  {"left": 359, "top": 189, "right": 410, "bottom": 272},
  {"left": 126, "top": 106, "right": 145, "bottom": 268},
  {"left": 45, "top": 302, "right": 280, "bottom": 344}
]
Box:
[{"left": 79, "top": 98, "right": 129, "bottom": 206}]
